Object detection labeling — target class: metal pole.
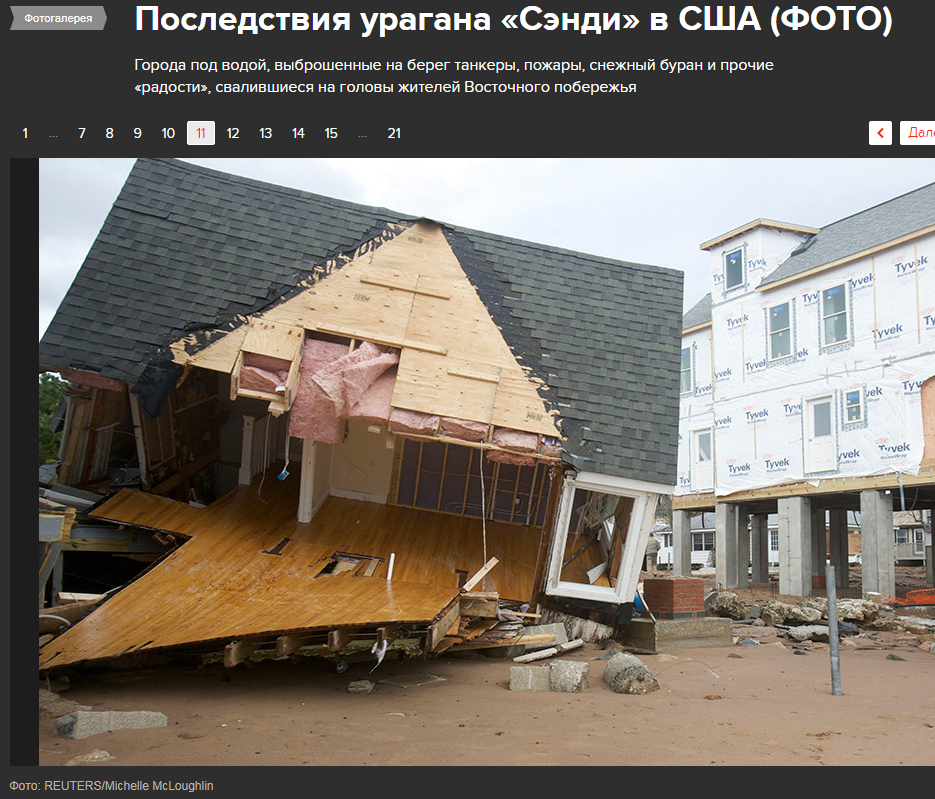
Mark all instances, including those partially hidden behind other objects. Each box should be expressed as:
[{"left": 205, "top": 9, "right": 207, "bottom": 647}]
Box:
[{"left": 826, "top": 564, "right": 841, "bottom": 696}]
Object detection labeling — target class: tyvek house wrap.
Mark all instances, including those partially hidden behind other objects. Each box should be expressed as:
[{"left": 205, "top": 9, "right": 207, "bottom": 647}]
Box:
[
  {"left": 289, "top": 339, "right": 399, "bottom": 443},
  {"left": 676, "top": 232, "right": 935, "bottom": 496}
]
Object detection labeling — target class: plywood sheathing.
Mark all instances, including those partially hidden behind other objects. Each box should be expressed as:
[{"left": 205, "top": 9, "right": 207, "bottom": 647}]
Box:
[
  {"left": 171, "top": 221, "right": 560, "bottom": 440},
  {"left": 38, "top": 474, "right": 544, "bottom": 670}
]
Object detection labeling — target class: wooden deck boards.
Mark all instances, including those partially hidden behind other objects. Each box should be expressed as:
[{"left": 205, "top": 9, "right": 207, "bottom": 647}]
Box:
[{"left": 39, "top": 471, "right": 545, "bottom": 669}]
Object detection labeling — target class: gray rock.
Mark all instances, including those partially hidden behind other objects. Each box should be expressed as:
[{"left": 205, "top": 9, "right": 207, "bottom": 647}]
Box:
[
  {"left": 549, "top": 660, "right": 589, "bottom": 693},
  {"left": 706, "top": 591, "right": 749, "bottom": 620},
  {"left": 602, "top": 652, "right": 660, "bottom": 695},
  {"left": 53, "top": 710, "right": 168, "bottom": 739},
  {"left": 347, "top": 680, "right": 375, "bottom": 694},
  {"left": 786, "top": 625, "right": 830, "bottom": 643},
  {"left": 759, "top": 600, "right": 823, "bottom": 626}
]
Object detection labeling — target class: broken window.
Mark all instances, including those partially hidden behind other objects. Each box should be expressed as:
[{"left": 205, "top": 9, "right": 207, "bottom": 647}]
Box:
[{"left": 545, "top": 475, "right": 659, "bottom": 604}]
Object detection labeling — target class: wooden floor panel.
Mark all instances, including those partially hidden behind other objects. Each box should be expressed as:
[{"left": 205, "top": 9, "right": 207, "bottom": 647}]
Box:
[{"left": 40, "top": 468, "right": 545, "bottom": 669}]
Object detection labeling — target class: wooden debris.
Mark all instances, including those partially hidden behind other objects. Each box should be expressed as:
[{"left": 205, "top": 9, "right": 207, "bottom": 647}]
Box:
[
  {"left": 461, "top": 558, "right": 499, "bottom": 592},
  {"left": 512, "top": 639, "right": 585, "bottom": 663}
]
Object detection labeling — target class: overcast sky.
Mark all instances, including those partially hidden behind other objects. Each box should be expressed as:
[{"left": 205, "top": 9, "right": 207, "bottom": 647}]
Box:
[{"left": 39, "top": 157, "right": 935, "bottom": 338}]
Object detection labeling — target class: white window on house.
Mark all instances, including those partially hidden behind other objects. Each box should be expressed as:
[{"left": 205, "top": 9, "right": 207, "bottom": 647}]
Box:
[
  {"left": 914, "top": 529, "right": 925, "bottom": 555},
  {"left": 724, "top": 248, "right": 744, "bottom": 290},
  {"left": 821, "top": 284, "right": 850, "bottom": 346},
  {"left": 770, "top": 530, "right": 779, "bottom": 552},
  {"left": 691, "top": 428, "right": 714, "bottom": 492},
  {"left": 805, "top": 395, "right": 836, "bottom": 473},
  {"left": 769, "top": 301, "right": 792, "bottom": 360},
  {"left": 894, "top": 528, "right": 909, "bottom": 545},
  {"left": 680, "top": 347, "right": 692, "bottom": 395},
  {"left": 692, "top": 531, "right": 715, "bottom": 551},
  {"left": 843, "top": 388, "right": 864, "bottom": 425}
]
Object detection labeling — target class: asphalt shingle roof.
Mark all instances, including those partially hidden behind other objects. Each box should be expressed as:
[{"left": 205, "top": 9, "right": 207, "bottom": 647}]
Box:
[
  {"left": 759, "top": 181, "right": 935, "bottom": 288},
  {"left": 39, "top": 158, "right": 684, "bottom": 484}
]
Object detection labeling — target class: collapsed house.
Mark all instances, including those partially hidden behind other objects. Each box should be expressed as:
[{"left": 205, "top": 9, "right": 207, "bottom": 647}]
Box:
[{"left": 38, "top": 158, "right": 683, "bottom": 671}]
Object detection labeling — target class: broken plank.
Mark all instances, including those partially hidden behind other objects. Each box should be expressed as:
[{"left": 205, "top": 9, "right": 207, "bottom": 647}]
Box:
[
  {"left": 452, "top": 633, "right": 554, "bottom": 651},
  {"left": 460, "top": 596, "right": 499, "bottom": 618},
  {"left": 427, "top": 599, "right": 461, "bottom": 652},
  {"left": 224, "top": 640, "right": 257, "bottom": 668},
  {"left": 512, "top": 639, "right": 585, "bottom": 663},
  {"left": 327, "top": 629, "right": 353, "bottom": 652},
  {"left": 461, "top": 557, "right": 499, "bottom": 592}
]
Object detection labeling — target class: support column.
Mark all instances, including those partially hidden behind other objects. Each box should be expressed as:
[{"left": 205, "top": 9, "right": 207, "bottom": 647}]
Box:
[
  {"left": 735, "top": 504, "right": 750, "bottom": 589},
  {"left": 860, "top": 489, "right": 895, "bottom": 598},
  {"left": 828, "top": 508, "right": 849, "bottom": 589},
  {"left": 715, "top": 502, "right": 744, "bottom": 590},
  {"left": 672, "top": 509, "right": 693, "bottom": 577},
  {"left": 297, "top": 439, "right": 316, "bottom": 524},
  {"left": 750, "top": 513, "right": 769, "bottom": 583},
  {"left": 778, "top": 495, "right": 812, "bottom": 597}
]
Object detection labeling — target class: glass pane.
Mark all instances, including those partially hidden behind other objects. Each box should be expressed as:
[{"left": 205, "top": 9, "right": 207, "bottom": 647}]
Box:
[
  {"left": 681, "top": 348, "right": 691, "bottom": 370},
  {"left": 813, "top": 401, "right": 832, "bottom": 437},
  {"left": 769, "top": 303, "right": 789, "bottom": 332},
  {"left": 824, "top": 313, "right": 848, "bottom": 344},
  {"left": 845, "top": 390, "right": 862, "bottom": 422},
  {"left": 680, "top": 370, "right": 691, "bottom": 394},
  {"left": 697, "top": 431, "right": 711, "bottom": 461},
  {"left": 725, "top": 251, "right": 743, "bottom": 288},
  {"left": 771, "top": 329, "right": 791, "bottom": 359},
  {"left": 822, "top": 285, "right": 846, "bottom": 315}
]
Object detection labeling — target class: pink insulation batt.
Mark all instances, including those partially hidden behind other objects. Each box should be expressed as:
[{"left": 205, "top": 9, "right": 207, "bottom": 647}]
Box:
[
  {"left": 287, "top": 339, "right": 349, "bottom": 442},
  {"left": 348, "top": 367, "right": 397, "bottom": 423},
  {"left": 240, "top": 353, "right": 290, "bottom": 393},
  {"left": 492, "top": 428, "right": 538, "bottom": 452},
  {"left": 288, "top": 339, "right": 399, "bottom": 443},
  {"left": 441, "top": 417, "right": 490, "bottom": 442},
  {"left": 389, "top": 408, "right": 440, "bottom": 436},
  {"left": 487, "top": 449, "right": 536, "bottom": 467}
]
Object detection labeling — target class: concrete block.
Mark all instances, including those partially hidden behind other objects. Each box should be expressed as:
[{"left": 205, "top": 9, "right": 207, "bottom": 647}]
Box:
[
  {"left": 509, "top": 665, "right": 551, "bottom": 691},
  {"left": 621, "top": 617, "right": 732, "bottom": 653},
  {"left": 53, "top": 710, "right": 168, "bottom": 739},
  {"left": 549, "top": 659, "right": 589, "bottom": 693},
  {"left": 520, "top": 623, "right": 568, "bottom": 651}
]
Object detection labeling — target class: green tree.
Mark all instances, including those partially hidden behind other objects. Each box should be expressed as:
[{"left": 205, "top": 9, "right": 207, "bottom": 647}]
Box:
[{"left": 39, "top": 373, "right": 69, "bottom": 465}]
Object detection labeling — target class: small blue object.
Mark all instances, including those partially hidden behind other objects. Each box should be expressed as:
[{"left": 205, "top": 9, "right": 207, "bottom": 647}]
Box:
[
  {"left": 277, "top": 469, "right": 289, "bottom": 481},
  {"left": 633, "top": 593, "right": 645, "bottom": 612}
]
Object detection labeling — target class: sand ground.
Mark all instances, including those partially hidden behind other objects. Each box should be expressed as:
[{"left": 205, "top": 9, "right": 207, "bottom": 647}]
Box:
[{"left": 37, "top": 567, "right": 935, "bottom": 770}]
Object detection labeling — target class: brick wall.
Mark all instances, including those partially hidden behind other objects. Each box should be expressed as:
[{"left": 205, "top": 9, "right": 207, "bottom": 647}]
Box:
[{"left": 641, "top": 577, "right": 705, "bottom": 619}]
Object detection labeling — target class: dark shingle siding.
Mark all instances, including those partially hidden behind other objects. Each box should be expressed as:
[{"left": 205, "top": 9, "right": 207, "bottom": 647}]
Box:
[{"left": 39, "top": 158, "right": 683, "bottom": 484}]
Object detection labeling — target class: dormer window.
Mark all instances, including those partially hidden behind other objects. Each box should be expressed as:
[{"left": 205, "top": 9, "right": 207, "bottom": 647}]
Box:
[{"left": 724, "top": 248, "right": 744, "bottom": 291}]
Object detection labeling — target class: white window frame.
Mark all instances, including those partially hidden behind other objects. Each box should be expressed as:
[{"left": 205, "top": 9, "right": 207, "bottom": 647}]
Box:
[
  {"left": 768, "top": 300, "right": 793, "bottom": 361},
  {"left": 545, "top": 472, "right": 667, "bottom": 604},
  {"left": 820, "top": 283, "right": 851, "bottom": 348},
  {"left": 724, "top": 247, "right": 744, "bottom": 291},
  {"left": 680, "top": 347, "right": 693, "bottom": 395},
  {"left": 843, "top": 387, "right": 865, "bottom": 425}
]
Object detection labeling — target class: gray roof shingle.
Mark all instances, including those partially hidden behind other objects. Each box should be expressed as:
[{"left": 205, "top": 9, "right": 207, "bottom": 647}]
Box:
[
  {"left": 39, "top": 158, "right": 683, "bottom": 484},
  {"left": 759, "top": 182, "right": 935, "bottom": 288}
]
